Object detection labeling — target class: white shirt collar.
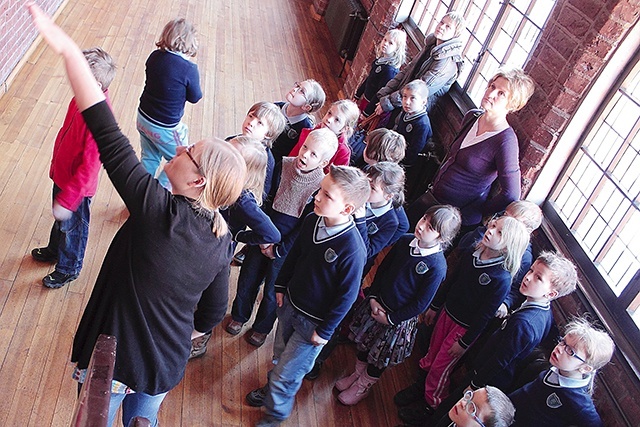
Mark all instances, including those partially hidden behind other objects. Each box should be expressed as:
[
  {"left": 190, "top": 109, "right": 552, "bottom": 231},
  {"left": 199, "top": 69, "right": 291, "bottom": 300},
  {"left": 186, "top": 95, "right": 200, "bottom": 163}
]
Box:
[
  {"left": 409, "top": 238, "right": 442, "bottom": 256},
  {"left": 280, "top": 102, "right": 309, "bottom": 125},
  {"left": 316, "top": 216, "right": 353, "bottom": 239},
  {"left": 366, "top": 201, "right": 393, "bottom": 218},
  {"left": 546, "top": 366, "right": 593, "bottom": 388}
]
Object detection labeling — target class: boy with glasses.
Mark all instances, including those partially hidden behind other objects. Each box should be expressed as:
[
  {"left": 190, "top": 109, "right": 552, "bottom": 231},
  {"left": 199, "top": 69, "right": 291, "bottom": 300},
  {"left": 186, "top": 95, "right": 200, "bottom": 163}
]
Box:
[{"left": 507, "top": 318, "right": 615, "bottom": 426}]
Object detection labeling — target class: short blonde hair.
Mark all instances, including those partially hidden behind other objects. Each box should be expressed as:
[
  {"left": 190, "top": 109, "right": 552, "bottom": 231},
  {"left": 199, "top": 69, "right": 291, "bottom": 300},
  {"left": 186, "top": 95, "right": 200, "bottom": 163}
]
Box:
[
  {"left": 364, "top": 128, "right": 406, "bottom": 163},
  {"left": 377, "top": 28, "right": 407, "bottom": 69},
  {"left": 301, "top": 79, "right": 326, "bottom": 113},
  {"left": 488, "top": 68, "right": 535, "bottom": 112},
  {"left": 329, "top": 165, "right": 371, "bottom": 210},
  {"left": 248, "top": 102, "right": 287, "bottom": 147},
  {"left": 402, "top": 79, "right": 429, "bottom": 100},
  {"left": 505, "top": 200, "right": 542, "bottom": 232},
  {"left": 366, "top": 162, "right": 405, "bottom": 208},
  {"left": 196, "top": 138, "right": 246, "bottom": 236},
  {"left": 229, "top": 136, "right": 267, "bottom": 204},
  {"left": 330, "top": 99, "right": 360, "bottom": 139},
  {"left": 563, "top": 318, "right": 615, "bottom": 370},
  {"left": 83, "top": 47, "right": 116, "bottom": 90},
  {"left": 156, "top": 18, "right": 198, "bottom": 57},
  {"left": 443, "top": 11, "right": 465, "bottom": 38},
  {"left": 305, "top": 127, "right": 339, "bottom": 161},
  {"left": 535, "top": 251, "right": 578, "bottom": 299}
]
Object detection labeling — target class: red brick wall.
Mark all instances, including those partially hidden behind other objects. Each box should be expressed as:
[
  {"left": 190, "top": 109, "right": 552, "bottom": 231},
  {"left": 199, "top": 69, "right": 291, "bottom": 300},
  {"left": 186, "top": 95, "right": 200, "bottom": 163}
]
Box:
[
  {"left": 0, "top": 0, "right": 64, "bottom": 93},
  {"left": 312, "top": 0, "right": 330, "bottom": 16}
]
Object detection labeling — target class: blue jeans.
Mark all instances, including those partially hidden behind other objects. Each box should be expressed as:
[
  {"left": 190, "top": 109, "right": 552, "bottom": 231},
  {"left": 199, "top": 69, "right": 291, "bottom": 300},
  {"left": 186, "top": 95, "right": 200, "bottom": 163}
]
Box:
[
  {"left": 46, "top": 185, "right": 91, "bottom": 276},
  {"left": 137, "top": 111, "right": 188, "bottom": 188},
  {"left": 107, "top": 390, "right": 168, "bottom": 427},
  {"left": 264, "top": 297, "right": 324, "bottom": 420},
  {"left": 231, "top": 245, "right": 285, "bottom": 333}
]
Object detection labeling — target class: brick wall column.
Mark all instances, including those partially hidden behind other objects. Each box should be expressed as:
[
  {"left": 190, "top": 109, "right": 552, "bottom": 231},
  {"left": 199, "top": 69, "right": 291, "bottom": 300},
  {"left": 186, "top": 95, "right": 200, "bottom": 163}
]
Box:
[
  {"left": 341, "top": 0, "right": 405, "bottom": 97},
  {"left": 514, "top": 0, "right": 640, "bottom": 194}
]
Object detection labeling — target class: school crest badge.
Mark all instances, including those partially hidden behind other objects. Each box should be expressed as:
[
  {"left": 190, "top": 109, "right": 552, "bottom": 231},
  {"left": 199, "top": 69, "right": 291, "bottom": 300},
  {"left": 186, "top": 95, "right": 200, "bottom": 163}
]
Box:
[
  {"left": 479, "top": 273, "right": 491, "bottom": 286},
  {"left": 375, "top": 65, "right": 382, "bottom": 73},
  {"left": 415, "top": 261, "right": 429, "bottom": 275},
  {"left": 406, "top": 124, "right": 413, "bottom": 133},
  {"left": 325, "top": 248, "right": 338, "bottom": 263},
  {"left": 367, "top": 222, "right": 379, "bottom": 235},
  {"left": 287, "top": 128, "right": 299, "bottom": 139},
  {"left": 546, "top": 393, "right": 562, "bottom": 409}
]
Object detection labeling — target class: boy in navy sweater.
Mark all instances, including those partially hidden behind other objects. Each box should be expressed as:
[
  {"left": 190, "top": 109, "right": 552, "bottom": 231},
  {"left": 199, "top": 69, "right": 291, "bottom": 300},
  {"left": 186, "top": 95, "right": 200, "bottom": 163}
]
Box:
[
  {"left": 421, "top": 251, "right": 579, "bottom": 425},
  {"left": 509, "top": 318, "right": 615, "bottom": 427},
  {"left": 246, "top": 165, "right": 370, "bottom": 426},
  {"left": 391, "top": 79, "right": 432, "bottom": 168},
  {"left": 228, "top": 128, "right": 338, "bottom": 347}
]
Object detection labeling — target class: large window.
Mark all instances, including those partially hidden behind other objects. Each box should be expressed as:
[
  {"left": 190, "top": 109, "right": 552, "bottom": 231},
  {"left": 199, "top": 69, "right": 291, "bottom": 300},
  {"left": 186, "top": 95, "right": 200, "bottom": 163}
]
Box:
[
  {"left": 406, "top": 0, "right": 555, "bottom": 105},
  {"left": 548, "top": 57, "right": 640, "bottom": 329}
]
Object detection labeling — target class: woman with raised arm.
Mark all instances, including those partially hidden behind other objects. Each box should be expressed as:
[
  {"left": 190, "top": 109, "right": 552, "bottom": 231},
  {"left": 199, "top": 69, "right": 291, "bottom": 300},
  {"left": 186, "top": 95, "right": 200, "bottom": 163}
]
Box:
[{"left": 28, "top": 4, "right": 246, "bottom": 426}]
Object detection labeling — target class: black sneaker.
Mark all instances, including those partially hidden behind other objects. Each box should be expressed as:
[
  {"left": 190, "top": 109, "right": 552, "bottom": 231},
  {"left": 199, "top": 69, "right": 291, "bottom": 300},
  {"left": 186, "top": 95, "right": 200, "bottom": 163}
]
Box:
[
  {"left": 31, "top": 247, "right": 57, "bottom": 263},
  {"left": 246, "top": 385, "right": 268, "bottom": 407},
  {"left": 304, "top": 360, "right": 323, "bottom": 380},
  {"left": 394, "top": 381, "right": 424, "bottom": 407},
  {"left": 42, "top": 271, "right": 78, "bottom": 289}
]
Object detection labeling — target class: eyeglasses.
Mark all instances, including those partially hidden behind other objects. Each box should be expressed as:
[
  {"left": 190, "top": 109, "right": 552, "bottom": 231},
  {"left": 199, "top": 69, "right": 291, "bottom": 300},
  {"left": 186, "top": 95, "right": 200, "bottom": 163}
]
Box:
[
  {"left": 462, "top": 390, "right": 486, "bottom": 427},
  {"left": 183, "top": 144, "right": 202, "bottom": 173},
  {"left": 292, "top": 82, "right": 309, "bottom": 102},
  {"left": 557, "top": 338, "right": 588, "bottom": 364}
]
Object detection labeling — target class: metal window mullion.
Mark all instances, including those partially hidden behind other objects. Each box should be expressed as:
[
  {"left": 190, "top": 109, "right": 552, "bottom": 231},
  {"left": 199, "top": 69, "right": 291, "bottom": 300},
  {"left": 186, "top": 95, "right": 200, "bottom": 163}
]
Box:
[
  {"left": 570, "top": 172, "right": 606, "bottom": 231},
  {"left": 594, "top": 204, "right": 634, "bottom": 264}
]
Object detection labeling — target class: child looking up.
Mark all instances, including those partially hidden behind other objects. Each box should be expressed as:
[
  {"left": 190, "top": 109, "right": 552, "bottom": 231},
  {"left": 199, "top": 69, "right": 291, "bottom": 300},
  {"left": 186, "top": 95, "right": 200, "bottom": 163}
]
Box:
[
  {"left": 354, "top": 28, "right": 407, "bottom": 113},
  {"left": 422, "top": 252, "right": 579, "bottom": 422},
  {"left": 236, "top": 101, "right": 287, "bottom": 198},
  {"left": 393, "top": 79, "right": 433, "bottom": 168},
  {"left": 289, "top": 99, "right": 360, "bottom": 173},
  {"left": 271, "top": 79, "right": 326, "bottom": 164},
  {"left": 431, "top": 386, "right": 516, "bottom": 427},
  {"left": 398, "top": 216, "right": 529, "bottom": 425},
  {"left": 137, "top": 18, "right": 202, "bottom": 188},
  {"left": 246, "top": 166, "right": 371, "bottom": 426},
  {"left": 189, "top": 136, "right": 280, "bottom": 359},
  {"left": 509, "top": 318, "right": 615, "bottom": 427},
  {"left": 31, "top": 47, "right": 116, "bottom": 289},
  {"left": 337, "top": 205, "right": 461, "bottom": 406},
  {"left": 228, "top": 128, "right": 338, "bottom": 347}
]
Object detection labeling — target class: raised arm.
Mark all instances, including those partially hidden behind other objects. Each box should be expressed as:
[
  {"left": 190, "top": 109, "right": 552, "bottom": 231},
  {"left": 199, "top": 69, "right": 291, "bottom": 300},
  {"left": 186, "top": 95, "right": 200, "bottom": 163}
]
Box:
[{"left": 28, "top": 3, "right": 105, "bottom": 111}]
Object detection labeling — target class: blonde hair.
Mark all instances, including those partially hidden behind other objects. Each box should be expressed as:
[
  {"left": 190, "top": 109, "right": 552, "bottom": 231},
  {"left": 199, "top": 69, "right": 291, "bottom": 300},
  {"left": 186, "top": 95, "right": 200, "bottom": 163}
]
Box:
[
  {"left": 247, "top": 102, "right": 287, "bottom": 147},
  {"left": 329, "top": 165, "right": 371, "bottom": 210},
  {"left": 563, "top": 318, "right": 615, "bottom": 371},
  {"left": 535, "top": 251, "right": 578, "bottom": 299},
  {"left": 488, "top": 68, "right": 535, "bottom": 112},
  {"left": 329, "top": 99, "right": 360, "bottom": 139},
  {"left": 364, "top": 128, "right": 406, "bottom": 163},
  {"left": 443, "top": 11, "right": 466, "bottom": 38},
  {"left": 366, "top": 162, "right": 405, "bottom": 208},
  {"left": 301, "top": 79, "right": 326, "bottom": 113},
  {"left": 229, "top": 136, "right": 267, "bottom": 204},
  {"left": 477, "top": 216, "right": 530, "bottom": 277},
  {"left": 305, "top": 127, "right": 339, "bottom": 162},
  {"left": 83, "top": 47, "right": 116, "bottom": 89},
  {"left": 423, "top": 205, "right": 462, "bottom": 249},
  {"left": 484, "top": 386, "right": 516, "bottom": 427},
  {"left": 402, "top": 79, "right": 429, "bottom": 100},
  {"left": 505, "top": 200, "right": 542, "bottom": 232},
  {"left": 195, "top": 138, "right": 246, "bottom": 236},
  {"left": 377, "top": 28, "right": 407, "bottom": 69},
  {"left": 156, "top": 18, "right": 198, "bottom": 57}
]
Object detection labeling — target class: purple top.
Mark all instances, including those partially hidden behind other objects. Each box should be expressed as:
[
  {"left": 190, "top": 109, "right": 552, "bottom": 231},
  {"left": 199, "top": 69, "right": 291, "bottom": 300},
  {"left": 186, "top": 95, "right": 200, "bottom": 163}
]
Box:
[{"left": 431, "top": 109, "right": 521, "bottom": 225}]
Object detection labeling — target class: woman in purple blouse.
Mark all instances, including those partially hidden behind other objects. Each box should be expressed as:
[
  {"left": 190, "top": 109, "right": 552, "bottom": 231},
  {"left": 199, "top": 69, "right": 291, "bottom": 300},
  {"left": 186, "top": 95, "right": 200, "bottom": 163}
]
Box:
[{"left": 408, "top": 68, "right": 535, "bottom": 233}]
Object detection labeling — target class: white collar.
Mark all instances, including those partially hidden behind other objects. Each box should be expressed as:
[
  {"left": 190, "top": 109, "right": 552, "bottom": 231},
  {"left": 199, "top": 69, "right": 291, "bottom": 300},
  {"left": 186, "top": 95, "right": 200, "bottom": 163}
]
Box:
[
  {"left": 409, "top": 238, "right": 442, "bottom": 256},
  {"left": 545, "top": 366, "right": 593, "bottom": 388},
  {"left": 280, "top": 103, "right": 309, "bottom": 125},
  {"left": 366, "top": 201, "right": 393, "bottom": 218}
]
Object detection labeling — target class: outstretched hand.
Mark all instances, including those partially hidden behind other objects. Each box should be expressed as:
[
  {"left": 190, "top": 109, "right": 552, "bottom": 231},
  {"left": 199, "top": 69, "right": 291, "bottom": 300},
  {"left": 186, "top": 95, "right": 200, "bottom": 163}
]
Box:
[{"left": 27, "top": 3, "right": 74, "bottom": 56}]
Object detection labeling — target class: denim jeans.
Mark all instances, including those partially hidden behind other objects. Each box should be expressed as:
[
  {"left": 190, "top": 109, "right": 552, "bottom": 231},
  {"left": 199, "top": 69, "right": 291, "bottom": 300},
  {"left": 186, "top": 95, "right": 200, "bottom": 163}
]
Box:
[
  {"left": 264, "top": 297, "right": 324, "bottom": 421},
  {"left": 137, "top": 111, "right": 188, "bottom": 188},
  {"left": 46, "top": 185, "right": 91, "bottom": 276},
  {"left": 231, "top": 245, "right": 285, "bottom": 333},
  {"left": 107, "top": 390, "right": 168, "bottom": 427}
]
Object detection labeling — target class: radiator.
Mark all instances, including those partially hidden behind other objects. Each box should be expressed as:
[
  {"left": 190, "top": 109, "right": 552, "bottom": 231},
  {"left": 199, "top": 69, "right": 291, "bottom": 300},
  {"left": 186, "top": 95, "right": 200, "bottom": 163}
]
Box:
[{"left": 324, "top": 0, "right": 368, "bottom": 60}]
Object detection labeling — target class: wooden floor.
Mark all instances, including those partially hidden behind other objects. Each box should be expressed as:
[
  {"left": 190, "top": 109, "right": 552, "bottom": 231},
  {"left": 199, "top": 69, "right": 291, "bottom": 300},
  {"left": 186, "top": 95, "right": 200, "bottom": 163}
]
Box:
[{"left": 0, "top": 0, "right": 417, "bottom": 425}]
